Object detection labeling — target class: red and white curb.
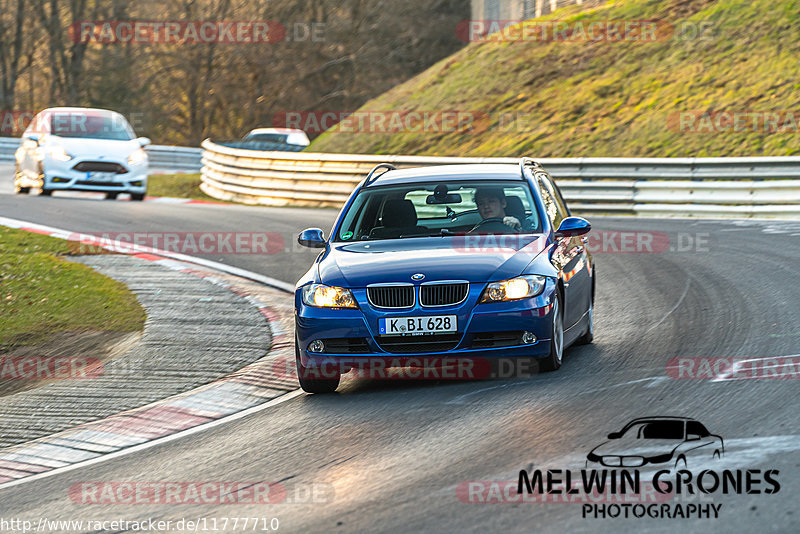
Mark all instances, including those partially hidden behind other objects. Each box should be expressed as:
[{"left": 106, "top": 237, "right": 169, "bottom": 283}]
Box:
[{"left": 0, "top": 218, "right": 300, "bottom": 487}]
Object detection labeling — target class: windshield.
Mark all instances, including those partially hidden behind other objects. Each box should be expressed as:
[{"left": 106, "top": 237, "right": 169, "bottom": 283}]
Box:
[
  {"left": 50, "top": 113, "right": 135, "bottom": 141},
  {"left": 335, "top": 180, "right": 541, "bottom": 242},
  {"left": 622, "top": 420, "right": 685, "bottom": 440},
  {"left": 245, "top": 133, "right": 289, "bottom": 143}
]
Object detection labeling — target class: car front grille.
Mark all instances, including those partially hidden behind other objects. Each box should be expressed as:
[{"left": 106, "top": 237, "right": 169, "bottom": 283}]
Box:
[
  {"left": 376, "top": 334, "right": 461, "bottom": 354},
  {"left": 420, "top": 283, "right": 469, "bottom": 307},
  {"left": 72, "top": 161, "right": 128, "bottom": 174},
  {"left": 367, "top": 285, "right": 414, "bottom": 309}
]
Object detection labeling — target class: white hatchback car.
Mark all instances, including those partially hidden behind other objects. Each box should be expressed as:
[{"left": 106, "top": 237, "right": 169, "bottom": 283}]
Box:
[
  {"left": 14, "top": 107, "right": 150, "bottom": 200},
  {"left": 243, "top": 128, "right": 310, "bottom": 149}
]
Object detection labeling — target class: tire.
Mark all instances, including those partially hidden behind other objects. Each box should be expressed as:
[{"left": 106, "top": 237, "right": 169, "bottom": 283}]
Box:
[
  {"left": 539, "top": 292, "right": 564, "bottom": 372},
  {"left": 295, "top": 339, "right": 340, "bottom": 394},
  {"left": 575, "top": 298, "right": 594, "bottom": 345},
  {"left": 36, "top": 165, "right": 50, "bottom": 196},
  {"left": 130, "top": 193, "right": 145, "bottom": 201},
  {"left": 106, "top": 192, "right": 119, "bottom": 200}
]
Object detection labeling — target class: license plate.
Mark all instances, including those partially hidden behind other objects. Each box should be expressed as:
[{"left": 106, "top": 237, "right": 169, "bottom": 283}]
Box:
[
  {"left": 379, "top": 315, "right": 457, "bottom": 336},
  {"left": 87, "top": 172, "right": 116, "bottom": 181}
]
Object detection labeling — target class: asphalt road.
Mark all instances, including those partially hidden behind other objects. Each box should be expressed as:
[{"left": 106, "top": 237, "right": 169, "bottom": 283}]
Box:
[{"left": 1, "top": 163, "right": 799, "bottom": 533}]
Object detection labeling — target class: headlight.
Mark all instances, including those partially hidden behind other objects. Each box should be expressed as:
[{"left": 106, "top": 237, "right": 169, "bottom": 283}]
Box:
[
  {"left": 128, "top": 148, "right": 148, "bottom": 166},
  {"left": 302, "top": 284, "right": 358, "bottom": 308},
  {"left": 47, "top": 146, "right": 73, "bottom": 162},
  {"left": 480, "top": 275, "right": 546, "bottom": 303}
]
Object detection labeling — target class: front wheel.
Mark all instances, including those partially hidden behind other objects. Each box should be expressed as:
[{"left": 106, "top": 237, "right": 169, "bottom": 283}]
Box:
[
  {"left": 106, "top": 192, "right": 119, "bottom": 200},
  {"left": 130, "top": 193, "right": 145, "bottom": 201},
  {"left": 13, "top": 165, "right": 30, "bottom": 194},
  {"left": 296, "top": 340, "right": 340, "bottom": 394},
  {"left": 539, "top": 292, "right": 564, "bottom": 372},
  {"left": 36, "top": 165, "right": 50, "bottom": 196}
]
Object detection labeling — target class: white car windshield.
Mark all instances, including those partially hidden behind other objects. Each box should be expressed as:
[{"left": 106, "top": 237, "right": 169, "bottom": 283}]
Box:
[{"left": 50, "top": 113, "right": 135, "bottom": 141}]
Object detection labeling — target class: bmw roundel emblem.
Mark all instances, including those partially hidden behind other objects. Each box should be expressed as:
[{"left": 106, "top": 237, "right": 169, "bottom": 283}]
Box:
[{"left": 411, "top": 273, "right": 425, "bottom": 281}]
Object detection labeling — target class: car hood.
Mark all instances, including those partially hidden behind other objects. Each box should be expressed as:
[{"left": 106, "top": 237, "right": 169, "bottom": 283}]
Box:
[
  {"left": 318, "top": 235, "right": 547, "bottom": 287},
  {"left": 591, "top": 437, "right": 682, "bottom": 458},
  {"left": 46, "top": 136, "right": 141, "bottom": 160}
]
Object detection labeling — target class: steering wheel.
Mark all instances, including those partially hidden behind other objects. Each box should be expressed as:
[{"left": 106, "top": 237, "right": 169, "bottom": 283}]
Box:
[{"left": 469, "top": 217, "right": 515, "bottom": 233}]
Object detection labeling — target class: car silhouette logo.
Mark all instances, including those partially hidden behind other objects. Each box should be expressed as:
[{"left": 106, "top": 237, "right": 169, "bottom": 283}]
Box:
[
  {"left": 411, "top": 273, "right": 425, "bottom": 281},
  {"left": 586, "top": 416, "right": 724, "bottom": 469}
]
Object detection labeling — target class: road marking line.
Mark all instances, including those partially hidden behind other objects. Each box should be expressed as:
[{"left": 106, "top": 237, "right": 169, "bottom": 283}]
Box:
[{"left": 644, "top": 277, "right": 691, "bottom": 332}]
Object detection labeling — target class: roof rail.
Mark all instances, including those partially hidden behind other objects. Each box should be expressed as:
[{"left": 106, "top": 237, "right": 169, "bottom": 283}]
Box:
[
  {"left": 519, "top": 157, "right": 541, "bottom": 179},
  {"left": 364, "top": 163, "right": 397, "bottom": 187}
]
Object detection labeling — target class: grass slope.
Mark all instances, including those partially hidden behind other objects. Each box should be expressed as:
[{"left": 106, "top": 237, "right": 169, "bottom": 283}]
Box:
[
  {"left": 147, "top": 173, "right": 220, "bottom": 202},
  {"left": 310, "top": 0, "right": 800, "bottom": 157},
  {"left": 0, "top": 227, "right": 146, "bottom": 349}
]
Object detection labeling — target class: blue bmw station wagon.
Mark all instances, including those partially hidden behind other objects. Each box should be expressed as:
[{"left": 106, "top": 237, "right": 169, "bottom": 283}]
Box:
[{"left": 294, "top": 159, "right": 594, "bottom": 393}]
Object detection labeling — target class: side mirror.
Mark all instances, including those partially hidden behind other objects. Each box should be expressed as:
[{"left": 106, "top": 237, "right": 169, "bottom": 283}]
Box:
[
  {"left": 137, "top": 137, "right": 152, "bottom": 147},
  {"left": 298, "top": 228, "right": 326, "bottom": 248},
  {"left": 26, "top": 133, "right": 41, "bottom": 144},
  {"left": 556, "top": 217, "right": 591, "bottom": 238},
  {"left": 607, "top": 432, "right": 622, "bottom": 440}
]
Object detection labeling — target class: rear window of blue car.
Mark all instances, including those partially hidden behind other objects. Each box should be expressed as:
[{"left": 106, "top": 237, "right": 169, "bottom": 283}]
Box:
[{"left": 335, "top": 180, "right": 542, "bottom": 242}]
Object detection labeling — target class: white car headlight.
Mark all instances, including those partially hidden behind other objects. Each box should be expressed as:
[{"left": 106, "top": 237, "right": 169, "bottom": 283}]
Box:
[
  {"left": 480, "top": 275, "right": 547, "bottom": 303},
  {"left": 128, "top": 148, "right": 148, "bottom": 166},
  {"left": 302, "top": 284, "right": 358, "bottom": 308},
  {"left": 47, "top": 146, "right": 73, "bottom": 162}
]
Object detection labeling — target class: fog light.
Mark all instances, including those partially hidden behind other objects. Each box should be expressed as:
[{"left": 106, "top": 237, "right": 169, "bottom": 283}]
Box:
[
  {"left": 52, "top": 177, "right": 69, "bottom": 183},
  {"left": 308, "top": 340, "right": 325, "bottom": 353},
  {"left": 522, "top": 332, "right": 537, "bottom": 344},
  {"left": 130, "top": 180, "right": 143, "bottom": 187}
]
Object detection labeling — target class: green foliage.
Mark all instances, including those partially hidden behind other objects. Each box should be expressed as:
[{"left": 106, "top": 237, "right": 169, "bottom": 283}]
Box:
[
  {"left": 310, "top": 0, "right": 800, "bottom": 157},
  {"left": 0, "top": 227, "right": 146, "bottom": 348}
]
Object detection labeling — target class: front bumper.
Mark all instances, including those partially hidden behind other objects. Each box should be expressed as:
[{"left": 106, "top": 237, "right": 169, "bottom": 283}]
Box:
[
  {"left": 43, "top": 158, "right": 148, "bottom": 193},
  {"left": 295, "top": 279, "right": 558, "bottom": 370}
]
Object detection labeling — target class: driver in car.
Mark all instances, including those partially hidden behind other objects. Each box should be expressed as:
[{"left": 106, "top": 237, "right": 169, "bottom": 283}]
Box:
[{"left": 471, "top": 187, "right": 522, "bottom": 233}]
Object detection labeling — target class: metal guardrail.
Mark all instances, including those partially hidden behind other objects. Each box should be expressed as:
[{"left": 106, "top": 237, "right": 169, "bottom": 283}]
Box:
[
  {"left": 145, "top": 145, "right": 202, "bottom": 171},
  {"left": 200, "top": 139, "right": 800, "bottom": 218},
  {"left": 0, "top": 138, "right": 19, "bottom": 162},
  {"left": 0, "top": 137, "right": 202, "bottom": 171}
]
